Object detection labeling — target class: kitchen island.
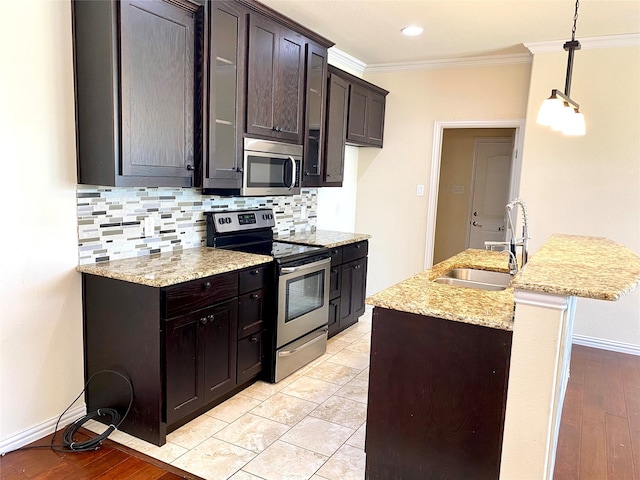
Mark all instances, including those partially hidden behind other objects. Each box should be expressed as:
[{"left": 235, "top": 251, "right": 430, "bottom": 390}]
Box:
[{"left": 365, "top": 234, "right": 640, "bottom": 479}]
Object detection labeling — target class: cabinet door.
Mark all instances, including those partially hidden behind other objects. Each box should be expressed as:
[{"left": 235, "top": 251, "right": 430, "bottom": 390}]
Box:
[
  {"left": 202, "top": 299, "right": 238, "bottom": 401},
  {"left": 346, "top": 83, "right": 369, "bottom": 144},
  {"left": 302, "top": 42, "right": 328, "bottom": 186},
  {"left": 339, "top": 257, "right": 367, "bottom": 329},
  {"left": 366, "top": 92, "right": 385, "bottom": 146},
  {"left": 323, "top": 73, "right": 349, "bottom": 186},
  {"left": 120, "top": 0, "right": 197, "bottom": 181},
  {"left": 203, "top": 1, "right": 246, "bottom": 190},
  {"left": 327, "top": 297, "right": 341, "bottom": 338},
  {"left": 165, "top": 309, "right": 204, "bottom": 425},
  {"left": 247, "top": 15, "right": 304, "bottom": 143}
]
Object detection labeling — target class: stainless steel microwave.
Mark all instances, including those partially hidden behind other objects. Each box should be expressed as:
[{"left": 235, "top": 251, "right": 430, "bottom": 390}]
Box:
[{"left": 242, "top": 138, "right": 302, "bottom": 196}]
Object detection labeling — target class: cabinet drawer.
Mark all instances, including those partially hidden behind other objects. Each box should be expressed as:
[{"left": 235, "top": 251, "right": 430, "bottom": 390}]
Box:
[
  {"left": 164, "top": 272, "right": 238, "bottom": 319},
  {"left": 237, "top": 331, "right": 263, "bottom": 384},
  {"left": 329, "top": 265, "right": 341, "bottom": 300},
  {"left": 239, "top": 264, "right": 271, "bottom": 295},
  {"left": 238, "top": 289, "right": 265, "bottom": 338},
  {"left": 342, "top": 241, "right": 368, "bottom": 263},
  {"left": 328, "top": 246, "right": 343, "bottom": 267}
]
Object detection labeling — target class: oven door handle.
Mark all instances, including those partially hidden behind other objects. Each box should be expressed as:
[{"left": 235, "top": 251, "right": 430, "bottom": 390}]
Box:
[
  {"left": 287, "top": 156, "right": 297, "bottom": 190},
  {"left": 280, "top": 257, "right": 330, "bottom": 274},
  {"left": 278, "top": 327, "right": 328, "bottom": 357}
]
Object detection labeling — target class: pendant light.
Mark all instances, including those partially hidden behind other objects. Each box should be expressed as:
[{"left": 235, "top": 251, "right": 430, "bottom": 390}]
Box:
[{"left": 536, "top": 0, "right": 586, "bottom": 136}]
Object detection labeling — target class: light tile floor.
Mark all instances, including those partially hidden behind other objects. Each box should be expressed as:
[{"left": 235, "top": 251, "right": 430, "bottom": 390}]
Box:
[{"left": 86, "top": 306, "right": 373, "bottom": 480}]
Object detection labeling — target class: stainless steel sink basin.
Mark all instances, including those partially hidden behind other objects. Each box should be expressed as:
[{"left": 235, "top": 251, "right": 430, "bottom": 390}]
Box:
[{"left": 433, "top": 268, "right": 512, "bottom": 291}]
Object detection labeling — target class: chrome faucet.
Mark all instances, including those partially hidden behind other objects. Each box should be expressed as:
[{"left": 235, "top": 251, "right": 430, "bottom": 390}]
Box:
[{"left": 485, "top": 199, "right": 530, "bottom": 275}]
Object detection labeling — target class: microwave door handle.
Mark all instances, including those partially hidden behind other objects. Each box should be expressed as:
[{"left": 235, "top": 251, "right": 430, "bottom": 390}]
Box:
[{"left": 287, "top": 156, "right": 297, "bottom": 190}]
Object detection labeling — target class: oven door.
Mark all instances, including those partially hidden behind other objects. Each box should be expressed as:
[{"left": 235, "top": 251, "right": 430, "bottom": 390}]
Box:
[{"left": 277, "top": 256, "right": 330, "bottom": 348}]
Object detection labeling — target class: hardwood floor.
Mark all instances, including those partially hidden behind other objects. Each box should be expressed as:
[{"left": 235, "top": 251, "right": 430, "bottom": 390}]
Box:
[
  {"left": 0, "top": 429, "right": 203, "bottom": 480},
  {"left": 554, "top": 345, "right": 640, "bottom": 480},
  {"left": 1, "top": 345, "right": 637, "bottom": 479}
]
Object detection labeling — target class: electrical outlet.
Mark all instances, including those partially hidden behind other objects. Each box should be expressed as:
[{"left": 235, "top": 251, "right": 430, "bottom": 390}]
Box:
[{"left": 143, "top": 216, "right": 154, "bottom": 237}]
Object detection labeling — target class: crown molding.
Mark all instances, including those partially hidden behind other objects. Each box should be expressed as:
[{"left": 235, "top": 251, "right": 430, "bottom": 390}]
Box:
[
  {"left": 327, "top": 47, "right": 366, "bottom": 77},
  {"left": 365, "top": 53, "right": 532, "bottom": 73},
  {"left": 525, "top": 33, "right": 640, "bottom": 54}
]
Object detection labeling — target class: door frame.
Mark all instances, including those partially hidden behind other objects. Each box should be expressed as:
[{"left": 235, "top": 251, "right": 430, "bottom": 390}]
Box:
[{"left": 424, "top": 120, "right": 525, "bottom": 269}]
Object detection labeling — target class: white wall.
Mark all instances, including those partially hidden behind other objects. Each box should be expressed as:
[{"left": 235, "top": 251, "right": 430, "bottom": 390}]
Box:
[
  {"left": 357, "top": 63, "right": 532, "bottom": 295},
  {"left": 316, "top": 146, "right": 359, "bottom": 232},
  {"left": 519, "top": 44, "right": 640, "bottom": 347},
  {"left": 0, "top": 1, "right": 83, "bottom": 447}
]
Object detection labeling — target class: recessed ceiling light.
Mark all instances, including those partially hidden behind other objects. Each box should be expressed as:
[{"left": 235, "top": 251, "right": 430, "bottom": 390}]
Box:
[{"left": 401, "top": 26, "right": 423, "bottom": 37}]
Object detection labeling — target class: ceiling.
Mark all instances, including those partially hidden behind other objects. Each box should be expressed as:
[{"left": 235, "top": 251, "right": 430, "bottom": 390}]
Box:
[{"left": 259, "top": 0, "right": 640, "bottom": 66}]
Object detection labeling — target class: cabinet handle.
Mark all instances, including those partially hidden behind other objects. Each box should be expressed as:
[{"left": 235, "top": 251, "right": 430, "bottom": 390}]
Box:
[
  {"left": 250, "top": 293, "right": 260, "bottom": 300},
  {"left": 354, "top": 265, "right": 360, "bottom": 270},
  {"left": 208, "top": 314, "right": 215, "bottom": 322},
  {"left": 331, "top": 249, "right": 338, "bottom": 255},
  {"left": 251, "top": 269, "right": 260, "bottom": 275},
  {"left": 251, "top": 337, "right": 259, "bottom": 343},
  {"left": 331, "top": 268, "right": 337, "bottom": 274},
  {"left": 186, "top": 164, "right": 194, "bottom": 171},
  {"left": 199, "top": 317, "right": 207, "bottom": 325},
  {"left": 203, "top": 282, "right": 211, "bottom": 290}
]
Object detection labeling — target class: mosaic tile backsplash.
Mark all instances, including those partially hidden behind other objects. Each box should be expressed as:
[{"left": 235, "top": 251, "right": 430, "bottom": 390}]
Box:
[{"left": 77, "top": 185, "right": 318, "bottom": 265}]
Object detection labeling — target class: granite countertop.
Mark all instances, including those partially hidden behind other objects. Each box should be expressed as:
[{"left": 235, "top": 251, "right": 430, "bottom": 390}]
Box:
[
  {"left": 275, "top": 230, "right": 371, "bottom": 248},
  {"left": 366, "top": 249, "right": 516, "bottom": 331},
  {"left": 76, "top": 248, "right": 273, "bottom": 288},
  {"left": 511, "top": 234, "right": 640, "bottom": 300}
]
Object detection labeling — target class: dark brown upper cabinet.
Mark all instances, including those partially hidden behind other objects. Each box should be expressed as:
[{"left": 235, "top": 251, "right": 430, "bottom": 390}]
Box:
[
  {"left": 322, "top": 72, "right": 349, "bottom": 186},
  {"left": 301, "top": 42, "right": 328, "bottom": 187},
  {"left": 322, "top": 65, "right": 389, "bottom": 187},
  {"left": 72, "top": 0, "right": 204, "bottom": 187},
  {"left": 202, "top": 1, "right": 247, "bottom": 192},
  {"left": 346, "top": 78, "right": 388, "bottom": 147},
  {"left": 246, "top": 14, "right": 305, "bottom": 144}
]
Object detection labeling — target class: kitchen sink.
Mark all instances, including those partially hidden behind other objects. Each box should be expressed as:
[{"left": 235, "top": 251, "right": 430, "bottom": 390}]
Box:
[{"left": 433, "top": 268, "right": 512, "bottom": 291}]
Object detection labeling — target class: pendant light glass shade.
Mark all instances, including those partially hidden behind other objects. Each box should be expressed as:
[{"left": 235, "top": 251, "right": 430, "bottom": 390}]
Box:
[
  {"left": 536, "top": 95, "right": 565, "bottom": 126},
  {"left": 562, "top": 110, "right": 586, "bottom": 136}
]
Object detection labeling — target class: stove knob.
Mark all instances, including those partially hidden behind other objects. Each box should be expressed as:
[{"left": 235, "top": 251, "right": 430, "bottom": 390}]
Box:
[
  {"left": 225, "top": 217, "right": 232, "bottom": 224},
  {"left": 217, "top": 218, "right": 224, "bottom": 225}
]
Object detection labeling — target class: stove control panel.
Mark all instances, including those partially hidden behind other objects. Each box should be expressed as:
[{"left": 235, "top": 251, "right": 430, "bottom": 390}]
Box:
[{"left": 206, "top": 208, "right": 275, "bottom": 234}]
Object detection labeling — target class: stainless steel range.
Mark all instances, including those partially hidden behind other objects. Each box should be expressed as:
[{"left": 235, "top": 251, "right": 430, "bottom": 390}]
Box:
[{"left": 206, "top": 208, "right": 330, "bottom": 382}]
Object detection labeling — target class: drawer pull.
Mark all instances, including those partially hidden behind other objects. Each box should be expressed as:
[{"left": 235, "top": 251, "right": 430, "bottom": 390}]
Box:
[
  {"left": 250, "top": 293, "right": 260, "bottom": 300},
  {"left": 251, "top": 337, "right": 259, "bottom": 343},
  {"left": 203, "top": 282, "right": 212, "bottom": 290},
  {"left": 251, "top": 269, "right": 260, "bottom": 275},
  {"left": 199, "top": 317, "right": 207, "bottom": 325}
]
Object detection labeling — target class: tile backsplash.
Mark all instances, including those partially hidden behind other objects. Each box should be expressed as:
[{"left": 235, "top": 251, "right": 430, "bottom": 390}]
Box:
[{"left": 77, "top": 185, "right": 318, "bottom": 265}]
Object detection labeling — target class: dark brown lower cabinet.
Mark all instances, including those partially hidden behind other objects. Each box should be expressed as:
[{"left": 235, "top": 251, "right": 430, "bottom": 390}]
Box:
[
  {"left": 165, "top": 299, "right": 238, "bottom": 426},
  {"left": 327, "top": 240, "right": 368, "bottom": 337},
  {"left": 82, "top": 263, "right": 272, "bottom": 446},
  {"left": 365, "top": 307, "right": 513, "bottom": 479}
]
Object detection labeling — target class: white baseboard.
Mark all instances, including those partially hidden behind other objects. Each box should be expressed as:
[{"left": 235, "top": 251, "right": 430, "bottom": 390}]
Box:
[
  {"left": 0, "top": 404, "right": 87, "bottom": 455},
  {"left": 573, "top": 334, "right": 640, "bottom": 356}
]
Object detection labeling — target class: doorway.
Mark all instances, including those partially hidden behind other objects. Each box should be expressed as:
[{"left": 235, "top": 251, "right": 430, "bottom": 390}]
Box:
[{"left": 425, "top": 121, "right": 524, "bottom": 267}]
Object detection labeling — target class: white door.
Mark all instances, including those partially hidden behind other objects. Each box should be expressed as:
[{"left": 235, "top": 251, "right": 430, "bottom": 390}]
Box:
[{"left": 467, "top": 139, "right": 513, "bottom": 249}]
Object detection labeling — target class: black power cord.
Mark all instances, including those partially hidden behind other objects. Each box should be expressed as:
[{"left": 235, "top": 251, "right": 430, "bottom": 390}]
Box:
[{"left": 2, "top": 369, "right": 134, "bottom": 456}]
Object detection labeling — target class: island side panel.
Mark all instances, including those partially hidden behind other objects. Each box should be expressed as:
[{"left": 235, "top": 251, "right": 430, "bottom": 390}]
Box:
[
  {"left": 82, "top": 274, "right": 165, "bottom": 445},
  {"left": 365, "top": 307, "right": 513, "bottom": 480}
]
